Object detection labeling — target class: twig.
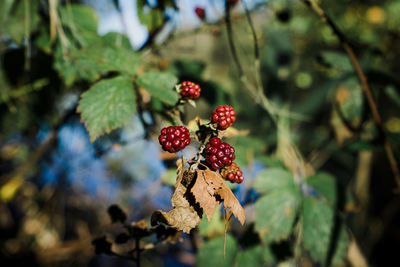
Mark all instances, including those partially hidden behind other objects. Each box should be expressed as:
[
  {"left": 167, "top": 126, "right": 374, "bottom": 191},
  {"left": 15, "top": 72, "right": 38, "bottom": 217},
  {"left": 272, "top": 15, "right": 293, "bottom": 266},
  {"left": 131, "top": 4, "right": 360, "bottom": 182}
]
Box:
[
  {"left": 242, "top": 0, "right": 259, "bottom": 60},
  {"left": 301, "top": 0, "right": 400, "bottom": 190},
  {"left": 224, "top": 0, "right": 243, "bottom": 76}
]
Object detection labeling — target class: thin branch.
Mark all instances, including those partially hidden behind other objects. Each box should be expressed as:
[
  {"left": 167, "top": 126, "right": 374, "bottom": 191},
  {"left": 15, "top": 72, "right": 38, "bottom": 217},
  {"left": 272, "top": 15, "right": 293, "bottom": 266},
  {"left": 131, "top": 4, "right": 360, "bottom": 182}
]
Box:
[
  {"left": 301, "top": 0, "right": 400, "bottom": 190},
  {"left": 224, "top": 0, "right": 243, "bottom": 76},
  {"left": 242, "top": 0, "right": 259, "bottom": 60}
]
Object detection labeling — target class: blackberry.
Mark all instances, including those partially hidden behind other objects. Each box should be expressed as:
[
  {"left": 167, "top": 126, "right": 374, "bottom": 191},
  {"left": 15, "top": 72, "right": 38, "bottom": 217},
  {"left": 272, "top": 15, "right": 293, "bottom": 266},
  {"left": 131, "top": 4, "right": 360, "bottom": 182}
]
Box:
[
  {"left": 204, "top": 137, "right": 235, "bottom": 170},
  {"left": 211, "top": 105, "right": 236, "bottom": 130},
  {"left": 179, "top": 81, "right": 201, "bottom": 99},
  {"left": 221, "top": 162, "right": 244, "bottom": 184},
  {"left": 159, "top": 126, "right": 191, "bottom": 153}
]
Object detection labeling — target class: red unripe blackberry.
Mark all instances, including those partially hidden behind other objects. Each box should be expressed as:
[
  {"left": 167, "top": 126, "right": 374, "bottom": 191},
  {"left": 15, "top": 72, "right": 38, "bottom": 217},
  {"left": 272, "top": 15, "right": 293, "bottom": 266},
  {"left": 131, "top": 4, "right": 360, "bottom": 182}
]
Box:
[
  {"left": 204, "top": 137, "right": 235, "bottom": 170},
  {"left": 159, "top": 126, "right": 191, "bottom": 153},
  {"left": 179, "top": 81, "right": 201, "bottom": 99},
  {"left": 211, "top": 105, "right": 236, "bottom": 130},
  {"left": 195, "top": 7, "right": 206, "bottom": 20},
  {"left": 221, "top": 162, "right": 244, "bottom": 184}
]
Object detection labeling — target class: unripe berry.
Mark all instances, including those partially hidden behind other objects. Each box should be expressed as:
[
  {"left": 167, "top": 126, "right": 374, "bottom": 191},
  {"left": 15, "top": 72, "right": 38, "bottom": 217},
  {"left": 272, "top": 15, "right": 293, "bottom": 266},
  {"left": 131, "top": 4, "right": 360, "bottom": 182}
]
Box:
[
  {"left": 179, "top": 81, "right": 201, "bottom": 99},
  {"left": 204, "top": 137, "right": 235, "bottom": 170},
  {"left": 159, "top": 126, "right": 191, "bottom": 153},
  {"left": 210, "top": 105, "right": 236, "bottom": 130},
  {"left": 221, "top": 162, "right": 244, "bottom": 184}
]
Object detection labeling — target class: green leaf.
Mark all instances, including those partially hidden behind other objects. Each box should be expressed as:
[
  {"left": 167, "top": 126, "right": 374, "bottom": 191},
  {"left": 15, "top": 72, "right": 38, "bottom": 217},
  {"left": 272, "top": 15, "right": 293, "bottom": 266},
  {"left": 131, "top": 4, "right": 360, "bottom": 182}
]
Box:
[
  {"left": 235, "top": 246, "right": 276, "bottom": 267},
  {"left": 230, "top": 136, "right": 268, "bottom": 166},
  {"left": 331, "top": 225, "right": 349, "bottom": 266},
  {"left": 384, "top": 85, "right": 400, "bottom": 106},
  {"left": 321, "top": 51, "right": 353, "bottom": 72},
  {"left": 77, "top": 76, "right": 136, "bottom": 142},
  {"left": 255, "top": 188, "right": 300, "bottom": 243},
  {"left": 196, "top": 234, "right": 237, "bottom": 267},
  {"left": 302, "top": 196, "right": 349, "bottom": 265},
  {"left": 161, "top": 168, "right": 177, "bottom": 186},
  {"left": 60, "top": 4, "right": 99, "bottom": 45},
  {"left": 137, "top": 0, "right": 163, "bottom": 33},
  {"left": 7, "top": 0, "right": 39, "bottom": 44},
  {"left": 253, "top": 168, "right": 295, "bottom": 194},
  {"left": 55, "top": 44, "right": 139, "bottom": 85},
  {"left": 0, "top": 0, "right": 14, "bottom": 25},
  {"left": 346, "top": 140, "right": 383, "bottom": 151},
  {"left": 306, "top": 172, "right": 337, "bottom": 204},
  {"left": 169, "top": 59, "right": 206, "bottom": 79},
  {"left": 100, "top": 32, "right": 132, "bottom": 49},
  {"left": 60, "top": 5, "right": 98, "bottom": 32},
  {"left": 301, "top": 196, "right": 333, "bottom": 263},
  {"left": 136, "top": 72, "right": 179, "bottom": 105},
  {"left": 198, "top": 208, "right": 225, "bottom": 238}
]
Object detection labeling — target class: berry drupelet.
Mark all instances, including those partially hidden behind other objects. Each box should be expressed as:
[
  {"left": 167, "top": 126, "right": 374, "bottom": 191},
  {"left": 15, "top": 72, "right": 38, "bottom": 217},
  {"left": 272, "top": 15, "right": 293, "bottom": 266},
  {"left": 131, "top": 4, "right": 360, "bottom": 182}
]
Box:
[
  {"left": 179, "top": 81, "right": 201, "bottom": 99},
  {"left": 204, "top": 137, "right": 235, "bottom": 170},
  {"left": 221, "top": 162, "right": 244, "bottom": 184},
  {"left": 211, "top": 105, "right": 236, "bottom": 130},
  {"left": 159, "top": 126, "right": 191, "bottom": 153}
]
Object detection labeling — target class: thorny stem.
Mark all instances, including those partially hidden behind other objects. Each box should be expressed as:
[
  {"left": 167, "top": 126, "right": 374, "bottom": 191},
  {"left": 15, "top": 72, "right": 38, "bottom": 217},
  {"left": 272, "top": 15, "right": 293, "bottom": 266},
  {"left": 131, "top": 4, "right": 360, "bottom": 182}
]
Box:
[{"left": 300, "top": 0, "right": 400, "bottom": 191}]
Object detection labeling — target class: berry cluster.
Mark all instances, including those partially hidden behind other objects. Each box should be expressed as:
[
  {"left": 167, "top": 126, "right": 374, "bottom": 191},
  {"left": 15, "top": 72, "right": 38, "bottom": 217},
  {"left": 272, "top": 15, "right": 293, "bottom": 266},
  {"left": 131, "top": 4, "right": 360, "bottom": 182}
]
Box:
[
  {"left": 179, "top": 81, "right": 201, "bottom": 99},
  {"left": 159, "top": 126, "right": 191, "bottom": 153},
  {"left": 157, "top": 81, "right": 244, "bottom": 183},
  {"left": 204, "top": 137, "right": 235, "bottom": 170},
  {"left": 211, "top": 105, "right": 236, "bottom": 130},
  {"left": 221, "top": 162, "right": 244, "bottom": 184}
]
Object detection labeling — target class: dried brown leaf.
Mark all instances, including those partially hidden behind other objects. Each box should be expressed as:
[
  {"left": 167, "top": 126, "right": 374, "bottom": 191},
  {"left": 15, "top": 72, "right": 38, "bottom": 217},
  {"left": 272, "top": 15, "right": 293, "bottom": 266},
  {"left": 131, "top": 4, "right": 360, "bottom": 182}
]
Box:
[
  {"left": 191, "top": 169, "right": 246, "bottom": 225},
  {"left": 151, "top": 161, "right": 202, "bottom": 233},
  {"left": 191, "top": 170, "right": 219, "bottom": 221}
]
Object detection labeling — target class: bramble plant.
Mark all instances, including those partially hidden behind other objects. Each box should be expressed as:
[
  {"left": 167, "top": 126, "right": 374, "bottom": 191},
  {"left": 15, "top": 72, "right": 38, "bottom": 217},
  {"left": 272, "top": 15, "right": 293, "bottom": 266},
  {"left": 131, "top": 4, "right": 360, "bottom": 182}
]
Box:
[{"left": 2, "top": 0, "right": 400, "bottom": 266}]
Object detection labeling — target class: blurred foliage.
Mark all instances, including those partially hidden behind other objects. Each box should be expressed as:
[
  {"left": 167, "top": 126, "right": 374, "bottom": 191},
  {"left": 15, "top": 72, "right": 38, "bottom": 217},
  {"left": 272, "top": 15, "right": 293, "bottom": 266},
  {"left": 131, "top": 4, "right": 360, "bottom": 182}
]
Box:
[{"left": 1, "top": 0, "right": 400, "bottom": 266}]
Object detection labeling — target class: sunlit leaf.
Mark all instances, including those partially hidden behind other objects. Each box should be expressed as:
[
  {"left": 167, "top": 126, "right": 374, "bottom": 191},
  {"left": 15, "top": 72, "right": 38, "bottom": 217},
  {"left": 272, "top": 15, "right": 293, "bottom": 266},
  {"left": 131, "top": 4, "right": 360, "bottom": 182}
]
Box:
[
  {"left": 255, "top": 188, "right": 300, "bottom": 243},
  {"left": 60, "top": 4, "right": 99, "bottom": 45},
  {"left": 55, "top": 44, "right": 139, "bottom": 85},
  {"left": 253, "top": 168, "right": 295, "bottom": 194},
  {"left": 77, "top": 76, "right": 136, "bottom": 142},
  {"left": 136, "top": 72, "right": 179, "bottom": 106}
]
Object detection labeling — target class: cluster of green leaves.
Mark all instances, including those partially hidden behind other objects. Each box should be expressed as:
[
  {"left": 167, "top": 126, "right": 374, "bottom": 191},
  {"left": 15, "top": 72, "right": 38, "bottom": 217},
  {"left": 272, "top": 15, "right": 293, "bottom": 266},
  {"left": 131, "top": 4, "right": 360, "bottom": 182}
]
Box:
[
  {"left": 33, "top": 3, "right": 180, "bottom": 141},
  {"left": 196, "top": 167, "right": 349, "bottom": 266}
]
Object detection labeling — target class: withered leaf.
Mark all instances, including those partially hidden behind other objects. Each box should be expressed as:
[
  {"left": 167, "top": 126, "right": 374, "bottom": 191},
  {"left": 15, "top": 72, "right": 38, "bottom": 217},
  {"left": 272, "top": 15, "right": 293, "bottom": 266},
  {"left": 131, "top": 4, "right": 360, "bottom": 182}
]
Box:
[
  {"left": 151, "top": 159, "right": 202, "bottom": 233},
  {"left": 191, "top": 169, "right": 246, "bottom": 225}
]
